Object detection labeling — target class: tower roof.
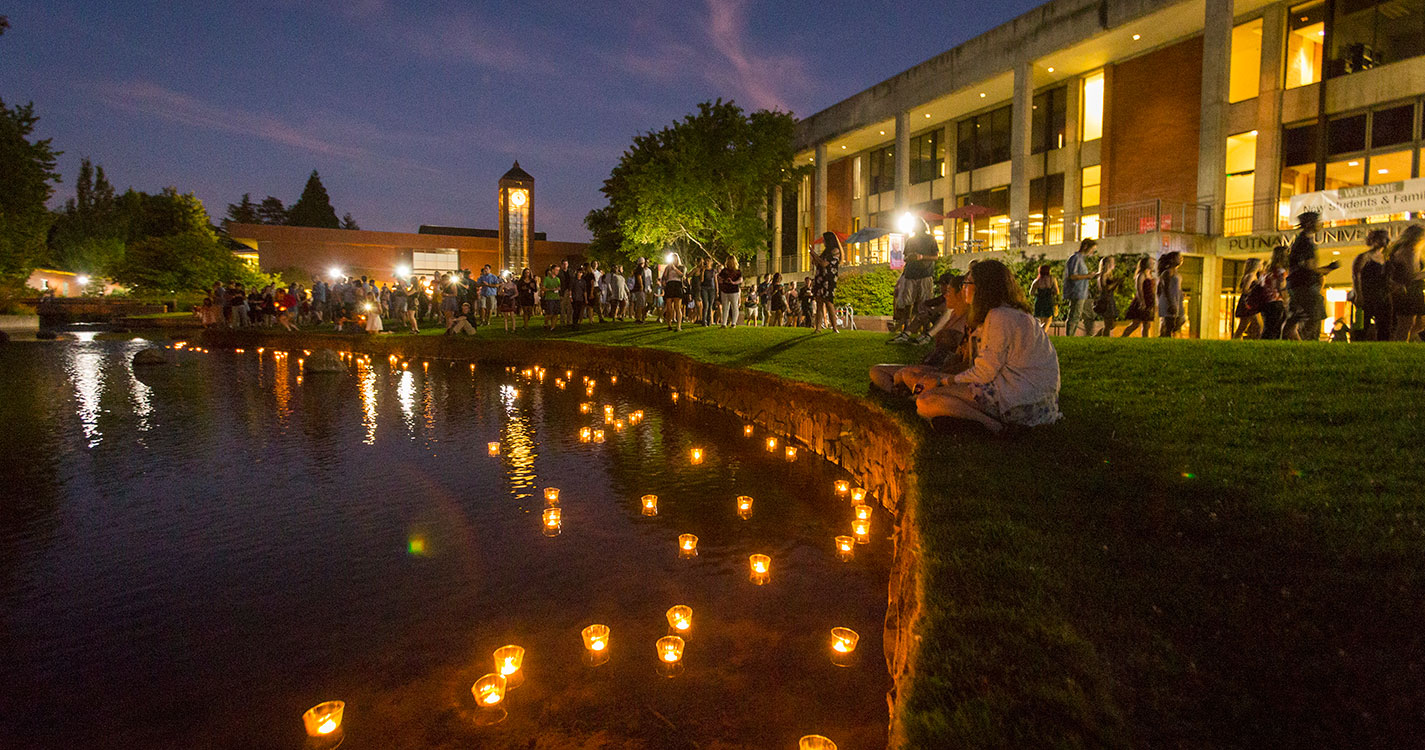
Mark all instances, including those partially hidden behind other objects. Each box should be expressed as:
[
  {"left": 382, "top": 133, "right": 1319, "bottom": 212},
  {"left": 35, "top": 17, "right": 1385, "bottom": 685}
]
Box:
[{"left": 501, "top": 161, "right": 533, "bottom": 182}]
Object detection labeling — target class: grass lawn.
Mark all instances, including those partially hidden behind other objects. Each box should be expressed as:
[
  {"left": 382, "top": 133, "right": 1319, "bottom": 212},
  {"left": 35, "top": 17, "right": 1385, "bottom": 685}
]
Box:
[{"left": 256, "top": 321, "right": 1425, "bottom": 747}]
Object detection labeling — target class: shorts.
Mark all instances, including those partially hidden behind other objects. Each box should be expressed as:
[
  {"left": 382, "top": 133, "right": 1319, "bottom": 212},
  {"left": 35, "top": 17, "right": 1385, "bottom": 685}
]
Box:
[
  {"left": 543, "top": 299, "right": 560, "bottom": 315},
  {"left": 478, "top": 296, "right": 497, "bottom": 311},
  {"left": 664, "top": 280, "right": 685, "bottom": 300}
]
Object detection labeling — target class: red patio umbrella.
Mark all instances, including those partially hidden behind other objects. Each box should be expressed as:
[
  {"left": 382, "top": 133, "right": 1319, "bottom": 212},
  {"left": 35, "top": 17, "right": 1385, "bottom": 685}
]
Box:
[
  {"left": 810, "top": 230, "right": 850, "bottom": 245},
  {"left": 944, "top": 204, "right": 993, "bottom": 219}
]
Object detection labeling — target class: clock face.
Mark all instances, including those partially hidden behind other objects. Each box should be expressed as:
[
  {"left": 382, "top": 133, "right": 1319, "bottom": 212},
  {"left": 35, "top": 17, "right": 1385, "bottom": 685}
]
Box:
[{"left": 509, "top": 189, "right": 527, "bottom": 208}]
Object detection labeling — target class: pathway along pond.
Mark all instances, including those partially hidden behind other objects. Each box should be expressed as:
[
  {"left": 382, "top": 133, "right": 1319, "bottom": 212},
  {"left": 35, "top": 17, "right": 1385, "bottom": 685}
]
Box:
[{"left": 0, "top": 337, "right": 890, "bottom": 749}]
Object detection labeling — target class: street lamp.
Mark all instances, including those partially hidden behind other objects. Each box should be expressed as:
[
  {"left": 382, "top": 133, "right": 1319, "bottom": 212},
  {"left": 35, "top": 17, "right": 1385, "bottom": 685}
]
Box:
[
  {"left": 395, "top": 264, "right": 410, "bottom": 278},
  {"left": 76, "top": 275, "right": 90, "bottom": 286},
  {"left": 897, "top": 212, "right": 918, "bottom": 236},
  {"left": 328, "top": 266, "right": 342, "bottom": 279}
]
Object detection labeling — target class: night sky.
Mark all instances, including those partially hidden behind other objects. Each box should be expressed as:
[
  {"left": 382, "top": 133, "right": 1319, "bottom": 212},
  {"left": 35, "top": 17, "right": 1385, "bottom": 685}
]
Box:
[{"left": 7, "top": 0, "right": 1042, "bottom": 241}]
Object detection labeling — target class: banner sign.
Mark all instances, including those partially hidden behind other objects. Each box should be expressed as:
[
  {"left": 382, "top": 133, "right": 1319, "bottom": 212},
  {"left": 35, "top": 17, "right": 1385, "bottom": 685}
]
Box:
[
  {"left": 888, "top": 233, "right": 905, "bottom": 270},
  {"left": 1289, "top": 178, "right": 1425, "bottom": 222}
]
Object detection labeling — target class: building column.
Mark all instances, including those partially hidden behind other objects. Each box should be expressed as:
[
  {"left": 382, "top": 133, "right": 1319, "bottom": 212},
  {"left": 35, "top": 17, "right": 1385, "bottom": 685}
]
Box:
[
  {"left": 813, "top": 144, "right": 828, "bottom": 247},
  {"left": 940, "top": 124, "right": 956, "bottom": 254},
  {"left": 1062, "top": 76, "right": 1083, "bottom": 244},
  {"left": 771, "top": 185, "right": 783, "bottom": 274},
  {"left": 894, "top": 110, "right": 911, "bottom": 213},
  {"left": 1198, "top": 254, "right": 1224, "bottom": 338},
  {"left": 1196, "top": 0, "right": 1234, "bottom": 235},
  {"left": 1253, "top": 5, "right": 1286, "bottom": 232},
  {"left": 1009, "top": 61, "right": 1034, "bottom": 245}
]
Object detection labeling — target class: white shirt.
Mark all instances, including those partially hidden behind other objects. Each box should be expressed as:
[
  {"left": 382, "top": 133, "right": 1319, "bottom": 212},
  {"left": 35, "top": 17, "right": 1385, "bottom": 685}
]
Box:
[{"left": 953, "top": 307, "right": 1060, "bottom": 409}]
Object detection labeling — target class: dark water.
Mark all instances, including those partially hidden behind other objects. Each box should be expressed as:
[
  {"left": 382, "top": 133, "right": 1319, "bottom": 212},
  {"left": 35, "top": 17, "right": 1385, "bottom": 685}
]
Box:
[{"left": 0, "top": 338, "right": 890, "bottom": 749}]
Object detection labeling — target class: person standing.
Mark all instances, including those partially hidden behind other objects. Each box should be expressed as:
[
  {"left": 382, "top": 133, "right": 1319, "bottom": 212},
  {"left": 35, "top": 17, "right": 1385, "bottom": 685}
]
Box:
[
  {"left": 691, "top": 258, "right": 713, "bottom": 326},
  {"left": 630, "top": 257, "right": 650, "bottom": 322},
  {"left": 766, "top": 272, "right": 788, "bottom": 327},
  {"left": 1387, "top": 224, "right": 1425, "bottom": 341},
  {"left": 1030, "top": 264, "right": 1058, "bottom": 332},
  {"left": 1354, "top": 230, "right": 1392, "bottom": 341},
  {"left": 1062, "top": 238, "right": 1098, "bottom": 336},
  {"left": 1258, "top": 245, "right": 1289, "bottom": 339},
  {"left": 557, "top": 260, "right": 574, "bottom": 326},
  {"left": 1231, "top": 258, "right": 1264, "bottom": 339},
  {"left": 607, "top": 265, "right": 628, "bottom": 321},
  {"left": 809, "top": 231, "right": 843, "bottom": 332},
  {"left": 716, "top": 255, "right": 744, "bottom": 328},
  {"left": 388, "top": 279, "right": 408, "bottom": 332},
  {"left": 1157, "top": 251, "right": 1185, "bottom": 338},
  {"left": 1283, "top": 211, "right": 1337, "bottom": 341},
  {"left": 516, "top": 267, "right": 538, "bottom": 328},
  {"left": 541, "top": 265, "right": 561, "bottom": 329},
  {"left": 587, "top": 260, "right": 605, "bottom": 322},
  {"left": 661, "top": 253, "right": 687, "bottom": 331},
  {"left": 570, "top": 262, "right": 593, "bottom": 328},
  {"left": 1093, "top": 256, "right": 1122, "bottom": 336},
  {"left": 476, "top": 265, "right": 500, "bottom": 326},
  {"left": 1352, "top": 230, "right": 1389, "bottom": 340}
]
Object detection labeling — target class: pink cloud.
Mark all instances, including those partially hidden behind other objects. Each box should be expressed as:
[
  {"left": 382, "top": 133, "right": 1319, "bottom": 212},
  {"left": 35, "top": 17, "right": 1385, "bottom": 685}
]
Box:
[
  {"left": 92, "top": 80, "right": 441, "bottom": 174},
  {"left": 702, "top": 0, "right": 808, "bottom": 112}
]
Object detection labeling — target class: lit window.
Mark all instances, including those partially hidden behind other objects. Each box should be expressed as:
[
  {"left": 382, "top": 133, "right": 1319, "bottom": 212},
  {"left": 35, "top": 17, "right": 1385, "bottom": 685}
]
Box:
[
  {"left": 1081, "top": 165, "right": 1102, "bottom": 209},
  {"left": 1285, "top": 2, "right": 1324, "bottom": 89},
  {"left": 1081, "top": 72, "right": 1105, "bottom": 141},
  {"left": 1229, "top": 19, "right": 1263, "bottom": 103},
  {"left": 1080, "top": 214, "right": 1101, "bottom": 240},
  {"left": 1225, "top": 132, "right": 1258, "bottom": 234}
]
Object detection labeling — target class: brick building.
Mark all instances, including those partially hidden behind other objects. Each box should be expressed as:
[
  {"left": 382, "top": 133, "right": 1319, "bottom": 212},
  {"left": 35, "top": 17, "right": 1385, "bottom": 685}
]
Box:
[{"left": 228, "top": 163, "right": 586, "bottom": 283}]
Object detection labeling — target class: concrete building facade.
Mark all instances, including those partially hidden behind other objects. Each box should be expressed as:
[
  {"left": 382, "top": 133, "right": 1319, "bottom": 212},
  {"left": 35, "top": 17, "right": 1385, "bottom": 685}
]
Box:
[{"left": 790, "top": 0, "right": 1425, "bottom": 338}]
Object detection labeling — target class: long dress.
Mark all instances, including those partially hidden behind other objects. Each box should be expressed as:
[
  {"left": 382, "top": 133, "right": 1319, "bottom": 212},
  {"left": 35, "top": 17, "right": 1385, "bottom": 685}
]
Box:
[{"left": 364, "top": 294, "right": 384, "bottom": 332}]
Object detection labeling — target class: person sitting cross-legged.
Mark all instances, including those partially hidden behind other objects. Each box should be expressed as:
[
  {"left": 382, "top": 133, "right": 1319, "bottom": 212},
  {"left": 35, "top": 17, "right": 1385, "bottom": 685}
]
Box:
[
  {"left": 914, "top": 259, "right": 1062, "bottom": 433},
  {"left": 871, "top": 271, "right": 974, "bottom": 395},
  {"left": 446, "top": 302, "right": 477, "bottom": 335}
]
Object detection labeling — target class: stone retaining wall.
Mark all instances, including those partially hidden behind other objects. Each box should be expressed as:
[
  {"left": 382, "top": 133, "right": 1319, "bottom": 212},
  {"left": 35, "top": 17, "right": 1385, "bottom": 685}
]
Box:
[{"left": 202, "top": 329, "right": 925, "bottom": 749}]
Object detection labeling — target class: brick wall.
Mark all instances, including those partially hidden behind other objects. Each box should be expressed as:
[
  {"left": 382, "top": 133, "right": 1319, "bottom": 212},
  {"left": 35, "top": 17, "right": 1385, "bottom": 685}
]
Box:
[{"left": 1104, "top": 36, "right": 1204, "bottom": 208}]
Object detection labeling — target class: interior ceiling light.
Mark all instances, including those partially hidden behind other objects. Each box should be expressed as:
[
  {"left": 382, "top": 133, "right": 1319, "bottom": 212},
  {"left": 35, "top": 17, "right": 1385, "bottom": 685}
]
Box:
[
  {"left": 1047, "top": 66, "right": 1055, "bottom": 72},
  {"left": 1132, "top": 34, "right": 1141, "bottom": 40},
  {"left": 979, "top": 92, "right": 986, "bottom": 98}
]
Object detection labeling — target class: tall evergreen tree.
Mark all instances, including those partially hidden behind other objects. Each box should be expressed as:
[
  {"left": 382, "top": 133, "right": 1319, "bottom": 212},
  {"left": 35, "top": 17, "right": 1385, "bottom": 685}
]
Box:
[
  {"left": 257, "top": 195, "right": 288, "bottom": 225},
  {"left": 285, "top": 170, "right": 340, "bottom": 229},
  {"left": 49, "top": 158, "right": 126, "bottom": 275},
  {"left": 340, "top": 212, "right": 359, "bottom": 231},
  {"left": 225, "top": 193, "right": 259, "bottom": 226}
]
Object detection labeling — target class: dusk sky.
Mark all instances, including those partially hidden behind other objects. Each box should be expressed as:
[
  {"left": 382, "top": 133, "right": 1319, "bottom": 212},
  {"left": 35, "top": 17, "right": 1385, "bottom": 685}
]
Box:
[{"left": 7, "top": 0, "right": 1043, "bottom": 241}]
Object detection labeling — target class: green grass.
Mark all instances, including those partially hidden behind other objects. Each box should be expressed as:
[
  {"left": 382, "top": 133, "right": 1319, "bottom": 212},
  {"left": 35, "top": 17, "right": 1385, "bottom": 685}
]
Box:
[{"left": 261, "top": 322, "right": 1425, "bottom": 747}]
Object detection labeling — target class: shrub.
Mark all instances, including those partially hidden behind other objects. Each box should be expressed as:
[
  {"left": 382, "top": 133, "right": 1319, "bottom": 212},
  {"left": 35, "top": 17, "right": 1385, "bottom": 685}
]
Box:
[{"left": 836, "top": 267, "right": 898, "bottom": 316}]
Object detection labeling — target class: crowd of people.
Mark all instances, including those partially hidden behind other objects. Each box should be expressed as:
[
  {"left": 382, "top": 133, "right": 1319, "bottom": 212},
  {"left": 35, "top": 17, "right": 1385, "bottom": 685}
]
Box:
[
  {"left": 1017, "top": 213, "right": 1425, "bottom": 342},
  {"left": 196, "top": 236, "right": 857, "bottom": 336}
]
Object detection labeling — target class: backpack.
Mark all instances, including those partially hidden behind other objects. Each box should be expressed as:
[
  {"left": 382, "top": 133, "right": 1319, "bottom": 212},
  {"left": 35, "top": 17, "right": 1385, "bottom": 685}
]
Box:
[{"left": 1242, "top": 280, "right": 1269, "bottom": 313}]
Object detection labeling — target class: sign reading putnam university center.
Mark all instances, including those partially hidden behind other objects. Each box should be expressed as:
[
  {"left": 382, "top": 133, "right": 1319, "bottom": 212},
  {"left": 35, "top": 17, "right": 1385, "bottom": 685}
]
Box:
[{"left": 1290, "top": 178, "right": 1425, "bottom": 222}]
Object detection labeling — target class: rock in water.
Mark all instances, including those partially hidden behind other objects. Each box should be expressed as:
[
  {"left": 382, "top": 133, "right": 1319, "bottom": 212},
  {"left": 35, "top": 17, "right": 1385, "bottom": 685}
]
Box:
[
  {"left": 133, "top": 347, "right": 169, "bottom": 366},
  {"left": 305, "top": 348, "right": 345, "bottom": 373}
]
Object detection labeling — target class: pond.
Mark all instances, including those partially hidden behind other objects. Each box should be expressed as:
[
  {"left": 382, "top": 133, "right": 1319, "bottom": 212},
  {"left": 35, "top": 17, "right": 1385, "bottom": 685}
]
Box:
[{"left": 0, "top": 338, "right": 891, "bottom": 749}]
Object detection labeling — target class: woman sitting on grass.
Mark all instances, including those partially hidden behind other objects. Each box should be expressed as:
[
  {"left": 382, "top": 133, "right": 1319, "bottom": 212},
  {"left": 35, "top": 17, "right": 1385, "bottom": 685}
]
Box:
[{"left": 915, "top": 259, "right": 1062, "bottom": 433}]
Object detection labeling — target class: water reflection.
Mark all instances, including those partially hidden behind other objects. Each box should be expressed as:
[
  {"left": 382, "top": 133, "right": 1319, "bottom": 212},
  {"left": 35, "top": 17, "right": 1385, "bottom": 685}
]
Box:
[
  {"left": 66, "top": 343, "right": 105, "bottom": 447},
  {"left": 357, "top": 359, "right": 377, "bottom": 445},
  {"left": 397, "top": 369, "right": 416, "bottom": 435},
  {"left": 1, "top": 342, "right": 890, "bottom": 750}
]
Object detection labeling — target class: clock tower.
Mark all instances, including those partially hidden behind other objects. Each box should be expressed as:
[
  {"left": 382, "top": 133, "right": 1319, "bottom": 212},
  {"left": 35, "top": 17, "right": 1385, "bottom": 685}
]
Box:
[{"left": 498, "top": 162, "right": 534, "bottom": 272}]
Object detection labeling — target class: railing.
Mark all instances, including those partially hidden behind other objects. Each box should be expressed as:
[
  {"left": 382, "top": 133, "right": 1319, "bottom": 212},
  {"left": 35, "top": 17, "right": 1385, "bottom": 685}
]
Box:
[
  {"left": 1097, "top": 200, "right": 1213, "bottom": 237},
  {"left": 1224, "top": 199, "right": 1291, "bottom": 236}
]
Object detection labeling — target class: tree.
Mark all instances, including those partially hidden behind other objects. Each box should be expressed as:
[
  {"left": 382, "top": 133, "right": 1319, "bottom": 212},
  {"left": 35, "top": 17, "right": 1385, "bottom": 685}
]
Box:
[
  {"left": 225, "top": 193, "right": 259, "bottom": 226},
  {"left": 0, "top": 98, "right": 61, "bottom": 301},
  {"left": 340, "top": 212, "right": 359, "bottom": 230},
  {"left": 587, "top": 100, "right": 806, "bottom": 264},
  {"left": 109, "top": 188, "right": 242, "bottom": 293},
  {"left": 286, "top": 170, "right": 340, "bottom": 228},
  {"left": 257, "top": 195, "right": 287, "bottom": 225},
  {"left": 49, "top": 158, "right": 126, "bottom": 275}
]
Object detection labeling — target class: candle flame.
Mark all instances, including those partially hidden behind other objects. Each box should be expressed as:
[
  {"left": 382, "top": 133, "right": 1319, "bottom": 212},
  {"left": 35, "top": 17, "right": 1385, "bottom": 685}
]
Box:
[
  {"left": 834, "top": 642, "right": 849, "bottom": 653},
  {"left": 591, "top": 640, "right": 605, "bottom": 651},
  {"left": 483, "top": 693, "right": 501, "bottom": 705},
  {"left": 318, "top": 719, "right": 336, "bottom": 734},
  {"left": 501, "top": 659, "right": 517, "bottom": 675}
]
